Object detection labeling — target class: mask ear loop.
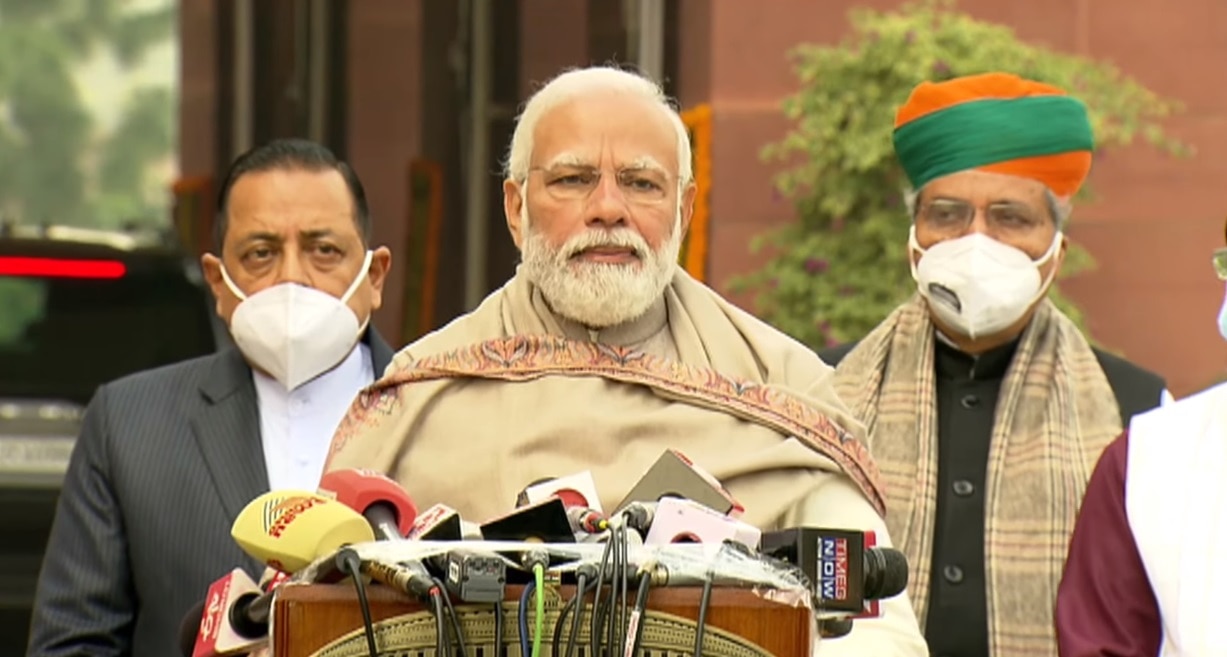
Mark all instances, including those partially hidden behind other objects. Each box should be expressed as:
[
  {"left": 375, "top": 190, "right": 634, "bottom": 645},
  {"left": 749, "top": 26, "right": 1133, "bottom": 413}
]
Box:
[
  {"left": 907, "top": 224, "right": 926, "bottom": 282},
  {"left": 218, "top": 264, "right": 248, "bottom": 302},
  {"left": 1024, "top": 230, "right": 1065, "bottom": 308},
  {"left": 340, "top": 250, "right": 375, "bottom": 304},
  {"left": 341, "top": 250, "right": 376, "bottom": 334}
]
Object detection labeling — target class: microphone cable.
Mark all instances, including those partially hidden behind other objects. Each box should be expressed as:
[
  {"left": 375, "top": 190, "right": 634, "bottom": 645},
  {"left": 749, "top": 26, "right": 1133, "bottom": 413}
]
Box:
[
  {"left": 626, "top": 567, "right": 653, "bottom": 657},
  {"left": 518, "top": 574, "right": 551, "bottom": 657},
  {"left": 336, "top": 549, "right": 380, "bottom": 657},
  {"left": 429, "top": 585, "right": 451, "bottom": 657},
  {"left": 518, "top": 551, "right": 549, "bottom": 657},
  {"left": 551, "top": 564, "right": 597, "bottom": 657},
  {"left": 611, "top": 521, "right": 631, "bottom": 657},
  {"left": 588, "top": 532, "right": 616, "bottom": 657},
  {"left": 493, "top": 601, "right": 505, "bottom": 657},
  {"left": 432, "top": 575, "right": 469, "bottom": 657},
  {"left": 603, "top": 523, "right": 622, "bottom": 655},
  {"left": 694, "top": 570, "right": 713, "bottom": 657}
]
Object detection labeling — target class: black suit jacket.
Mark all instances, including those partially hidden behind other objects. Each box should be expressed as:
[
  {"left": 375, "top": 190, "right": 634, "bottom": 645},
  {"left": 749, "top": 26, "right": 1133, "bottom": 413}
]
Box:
[
  {"left": 819, "top": 340, "right": 1167, "bottom": 425},
  {"left": 25, "top": 332, "right": 394, "bottom": 657}
]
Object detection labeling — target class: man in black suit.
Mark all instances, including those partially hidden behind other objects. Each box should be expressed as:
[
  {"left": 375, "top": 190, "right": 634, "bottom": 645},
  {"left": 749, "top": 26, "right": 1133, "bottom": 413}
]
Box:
[{"left": 26, "top": 139, "right": 396, "bottom": 657}]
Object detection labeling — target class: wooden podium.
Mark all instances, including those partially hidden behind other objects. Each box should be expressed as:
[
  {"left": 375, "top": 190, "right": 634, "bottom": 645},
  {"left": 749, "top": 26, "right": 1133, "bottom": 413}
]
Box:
[{"left": 273, "top": 583, "right": 813, "bottom": 657}]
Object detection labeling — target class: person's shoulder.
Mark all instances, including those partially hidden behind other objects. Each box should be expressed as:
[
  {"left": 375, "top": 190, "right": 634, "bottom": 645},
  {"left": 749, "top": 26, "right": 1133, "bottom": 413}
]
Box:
[
  {"left": 100, "top": 351, "right": 225, "bottom": 400},
  {"left": 1090, "top": 347, "right": 1166, "bottom": 390},
  {"left": 818, "top": 341, "right": 860, "bottom": 367},
  {"left": 1134, "top": 381, "right": 1227, "bottom": 427},
  {"left": 383, "top": 295, "right": 505, "bottom": 376},
  {"left": 690, "top": 283, "right": 827, "bottom": 363},
  {"left": 1090, "top": 347, "right": 1168, "bottom": 421}
]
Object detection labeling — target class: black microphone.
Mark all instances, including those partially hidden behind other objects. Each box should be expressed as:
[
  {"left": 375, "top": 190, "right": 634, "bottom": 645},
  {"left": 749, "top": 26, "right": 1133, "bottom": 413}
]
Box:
[
  {"left": 760, "top": 528, "right": 909, "bottom": 616},
  {"left": 480, "top": 496, "right": 577, "bottom": 544}
]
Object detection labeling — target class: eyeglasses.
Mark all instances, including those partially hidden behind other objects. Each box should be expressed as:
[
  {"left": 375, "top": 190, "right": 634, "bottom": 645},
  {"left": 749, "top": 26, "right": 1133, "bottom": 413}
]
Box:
[
  {"left": 529, "top": 165, "right": 670, "bottom": 204},
  {"left": 916, "top": 199, "right": 1048, "bottom": 239},
  {"left": 1214, "top": 247, "right": 1227, "bottom": 280}
]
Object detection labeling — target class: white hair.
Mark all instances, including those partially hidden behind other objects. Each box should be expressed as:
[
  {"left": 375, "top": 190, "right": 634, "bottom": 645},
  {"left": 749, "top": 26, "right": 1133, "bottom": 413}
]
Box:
[
  {"left": 902, "top": 185, "right": 1073, "bottom": 228},
  {"left": 504, "top": 66, "right": 693, "bottom": 188}
]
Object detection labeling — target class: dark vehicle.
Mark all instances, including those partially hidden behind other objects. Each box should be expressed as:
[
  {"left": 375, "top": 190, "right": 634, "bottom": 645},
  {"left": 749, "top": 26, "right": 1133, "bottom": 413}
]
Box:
[{"left": 0, "top": 224, "right": 225, "bottom": 654}]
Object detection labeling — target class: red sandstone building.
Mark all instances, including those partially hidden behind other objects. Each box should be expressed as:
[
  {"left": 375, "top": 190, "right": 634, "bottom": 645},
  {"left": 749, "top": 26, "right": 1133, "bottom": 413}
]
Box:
[{"left": 177, "top": 0, "right": 1227, "bottom": 396}]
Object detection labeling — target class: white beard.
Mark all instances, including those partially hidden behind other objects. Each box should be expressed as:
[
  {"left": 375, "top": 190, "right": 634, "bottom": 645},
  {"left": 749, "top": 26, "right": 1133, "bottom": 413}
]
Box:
[{"left": 520, "top": 209, "right": 683, "bottom": 328}]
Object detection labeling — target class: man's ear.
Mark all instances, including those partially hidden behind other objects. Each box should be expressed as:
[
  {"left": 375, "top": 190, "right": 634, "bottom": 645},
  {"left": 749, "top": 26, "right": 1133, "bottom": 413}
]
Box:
[
  {"left": 365, "top": 246, "right": 393, "bottom": 311},
  {"left": 200, "top": 252, "right": 227, "bottom": 316},
  {"left": 679, "top": 182, "right": 697, "bottom": 236},
  {"left": 503, "top": 179, "right": 525, "bottom": 249}
]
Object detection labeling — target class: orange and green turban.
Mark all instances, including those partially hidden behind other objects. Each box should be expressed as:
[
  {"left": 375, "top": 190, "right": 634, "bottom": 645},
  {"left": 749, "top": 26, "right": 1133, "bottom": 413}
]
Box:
[{"left": 892, "top": 72, "right": 1094, "bottom": 198}]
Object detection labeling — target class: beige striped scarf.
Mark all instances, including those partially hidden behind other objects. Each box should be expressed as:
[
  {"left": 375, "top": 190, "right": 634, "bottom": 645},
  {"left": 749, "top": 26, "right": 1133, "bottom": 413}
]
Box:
[{"left": 832, "top": 295, "right": 1121, "bottom": 656}]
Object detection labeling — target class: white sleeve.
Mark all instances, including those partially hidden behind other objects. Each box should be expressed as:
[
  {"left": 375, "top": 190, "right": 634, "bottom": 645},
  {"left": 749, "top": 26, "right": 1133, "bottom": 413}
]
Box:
[{"left": 781, "top": 474, "right": 929, "bottom": 656}]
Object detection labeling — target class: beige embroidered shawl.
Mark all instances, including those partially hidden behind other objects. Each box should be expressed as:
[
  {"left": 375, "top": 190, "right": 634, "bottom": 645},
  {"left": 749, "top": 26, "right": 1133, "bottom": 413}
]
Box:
[
  {"left": 321, "top": 269, "right": 931, "bottom": 656},
  {"left": 324, "top": 268, "right": 884, "bottom": 521},
  {"left": 833, "top": 294, "right": 1121, "bottom": 656}
]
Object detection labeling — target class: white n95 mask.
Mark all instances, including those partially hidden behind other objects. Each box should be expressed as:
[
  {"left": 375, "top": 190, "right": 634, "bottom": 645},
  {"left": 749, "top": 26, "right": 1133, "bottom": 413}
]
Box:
[
  {"left": 1217, "top": 282, "right": 1227, "bottom": 341},
  {"left": 221, "top": 250, "right": 373, "bottom": 390},
  {"left": 909, "top": 227, "right": 1060, "bottom": 340}
]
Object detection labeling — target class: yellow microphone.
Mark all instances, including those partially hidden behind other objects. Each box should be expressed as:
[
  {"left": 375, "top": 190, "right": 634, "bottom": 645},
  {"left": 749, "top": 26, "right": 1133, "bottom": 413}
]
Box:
[{"left": 230, "top": 490, "right": 375, "bottom": 573}]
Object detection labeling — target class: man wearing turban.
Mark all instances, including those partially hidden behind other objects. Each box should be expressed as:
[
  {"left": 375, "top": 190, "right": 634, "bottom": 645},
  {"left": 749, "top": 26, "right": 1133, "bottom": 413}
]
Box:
[{"left": 820, "top": 73, "right": 1170, "bottom": 656}]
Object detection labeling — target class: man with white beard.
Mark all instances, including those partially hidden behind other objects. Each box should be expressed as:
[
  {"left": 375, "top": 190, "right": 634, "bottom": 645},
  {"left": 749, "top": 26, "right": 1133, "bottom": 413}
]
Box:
[{"left": 322, "top": 66, "right": 928, "bottom": 655}]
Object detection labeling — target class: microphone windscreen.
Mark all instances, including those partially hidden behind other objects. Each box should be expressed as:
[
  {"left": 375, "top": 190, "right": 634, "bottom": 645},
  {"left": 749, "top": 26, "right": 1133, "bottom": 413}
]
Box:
[
  {"left": 230, "top": 490, "right": 375, "bottom": 572},
  {"left": 865, "top": 547, "right": 909, "bottom": 599},
  {"left": 318, "top": 468, "right": 418, "bottom": 536}
]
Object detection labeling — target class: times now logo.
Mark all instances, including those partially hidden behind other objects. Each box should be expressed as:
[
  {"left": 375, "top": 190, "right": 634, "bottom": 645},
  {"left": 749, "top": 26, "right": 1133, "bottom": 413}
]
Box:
[{"left": 818, "top": 536, "right": 850, "bottom": 601}]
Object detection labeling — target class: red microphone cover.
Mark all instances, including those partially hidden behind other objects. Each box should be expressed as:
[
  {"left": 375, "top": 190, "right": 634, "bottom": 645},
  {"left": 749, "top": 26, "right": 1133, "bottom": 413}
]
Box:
[{"left": 318, "top": 468, "right": 418, "bottom": 537}]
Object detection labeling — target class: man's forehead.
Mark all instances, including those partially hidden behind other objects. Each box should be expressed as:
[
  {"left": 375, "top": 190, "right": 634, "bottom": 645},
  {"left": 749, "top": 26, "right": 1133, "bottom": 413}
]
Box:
[
  {"left": 925, "top": 170, "right": 1048, "bottom": 200},
  {"left": 531, "top": 94, "right": 678, "bottom": 171}
]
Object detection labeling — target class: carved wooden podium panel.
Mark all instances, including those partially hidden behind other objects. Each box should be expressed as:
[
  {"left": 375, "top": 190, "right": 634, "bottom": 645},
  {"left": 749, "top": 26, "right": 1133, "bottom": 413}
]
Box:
[{"left": 273, "top": 583, "right": 811, "bottom": 657}]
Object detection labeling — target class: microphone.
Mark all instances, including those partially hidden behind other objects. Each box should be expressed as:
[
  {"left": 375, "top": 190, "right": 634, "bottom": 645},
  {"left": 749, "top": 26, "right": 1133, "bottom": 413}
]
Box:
[
  {"left": 230, "top": 490, "right": 376, "bottom": 573},
  {"left": 567, "top": 506, "right": 609, "bottom": 535},
  {"left": 318, "top": 468, "right": 419, "bottom": 540},
  {"left": 517, "top": 471, "right": 604, "bottom": 512},
  {"left": 407, "top": 502, "right": 483, "bottom": 541},
  {"left": 641, "top": 497, "right": 761, "bottom": 549},
  {"left": 517, "top": 471, "right": 609, "bottom": 536},
  {"left": 186, "top": 568, "right": 265, "bottom": 657},
  {"left": 616, "top": 449, "right": 744, "bottom": 518},
  {"left": 480, "top": 496, "right": 577, "bottom": 544},
  {"left": 759, "top": 528, "right": 909, "bottom": 616},
  {"left": 184, "top": 492, "right": 375, "bottom": 657}
]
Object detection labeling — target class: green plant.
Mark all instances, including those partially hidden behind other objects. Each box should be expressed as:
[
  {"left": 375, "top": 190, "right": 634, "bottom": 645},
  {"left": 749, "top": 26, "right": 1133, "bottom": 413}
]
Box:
[
  {"left": 730, "top": 0, "right": 1189, "bottom": 349},
  {"left": 0, "top": 0, "right": 176, "bottom": 228}
]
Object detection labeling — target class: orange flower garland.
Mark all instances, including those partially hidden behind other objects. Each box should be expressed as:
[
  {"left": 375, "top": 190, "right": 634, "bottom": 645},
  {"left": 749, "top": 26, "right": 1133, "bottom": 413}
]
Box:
[{"left": 680, "top": 104, "right": 713, "bottom": 282}]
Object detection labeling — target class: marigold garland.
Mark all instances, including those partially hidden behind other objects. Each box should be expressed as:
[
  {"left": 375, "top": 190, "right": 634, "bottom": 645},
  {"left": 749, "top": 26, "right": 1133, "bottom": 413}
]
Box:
[{"left": 680, "top": 104, "right": 712, "bottom": 282}]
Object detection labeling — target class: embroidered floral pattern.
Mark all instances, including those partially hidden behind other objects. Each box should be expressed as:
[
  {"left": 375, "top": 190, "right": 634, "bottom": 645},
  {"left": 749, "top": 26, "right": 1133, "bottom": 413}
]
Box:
[{"left": 330, "top": 335, "right": 885, "bottom": 514}]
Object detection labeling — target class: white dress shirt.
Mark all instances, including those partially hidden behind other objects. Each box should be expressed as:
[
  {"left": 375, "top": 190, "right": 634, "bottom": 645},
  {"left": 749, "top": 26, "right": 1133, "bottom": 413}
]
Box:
[{"left": 252, "top": 343, "right": 374, "bottom": 491}]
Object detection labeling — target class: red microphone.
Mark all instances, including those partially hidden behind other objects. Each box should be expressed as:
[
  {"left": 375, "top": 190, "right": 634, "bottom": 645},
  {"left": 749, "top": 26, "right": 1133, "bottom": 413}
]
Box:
[
  {"left": 517, "top": 472, "right": 609, "bottom": 535},
  {"left": 318, "top": 468, "right": 418, "bottom": 540}
]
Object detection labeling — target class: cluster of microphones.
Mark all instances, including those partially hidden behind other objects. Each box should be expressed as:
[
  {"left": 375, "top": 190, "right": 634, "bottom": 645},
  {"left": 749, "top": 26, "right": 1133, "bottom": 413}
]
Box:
[{"left": 182, "top": 449, "right": 909, "bottom": 657}]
